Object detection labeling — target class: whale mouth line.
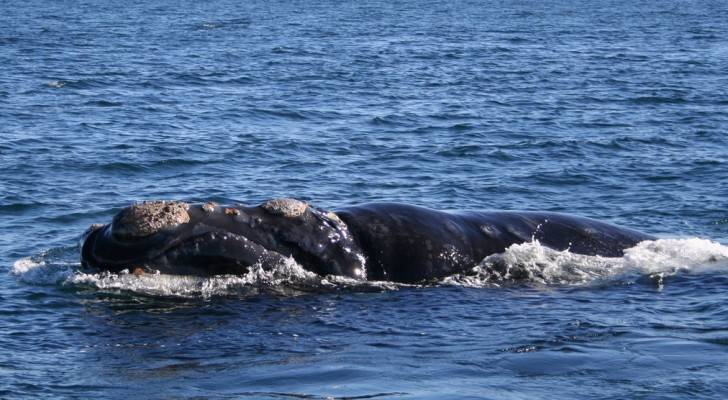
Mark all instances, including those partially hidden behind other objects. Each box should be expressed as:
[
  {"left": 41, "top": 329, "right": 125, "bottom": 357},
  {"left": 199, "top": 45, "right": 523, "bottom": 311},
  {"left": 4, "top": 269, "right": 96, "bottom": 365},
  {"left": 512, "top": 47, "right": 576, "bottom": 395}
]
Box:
[
  {"left": 136, "top": 231, "right": 279, "bottom": 275},
  {"left": 84, "top": 226, "right": 274, "bottom": 273}
]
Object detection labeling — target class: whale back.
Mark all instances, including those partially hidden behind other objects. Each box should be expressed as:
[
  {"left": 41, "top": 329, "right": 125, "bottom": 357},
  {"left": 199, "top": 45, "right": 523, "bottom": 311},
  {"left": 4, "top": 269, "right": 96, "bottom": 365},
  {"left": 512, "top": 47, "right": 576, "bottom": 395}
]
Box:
[{"left": 336, "top": 203, "right": 655, "bottom": 283}]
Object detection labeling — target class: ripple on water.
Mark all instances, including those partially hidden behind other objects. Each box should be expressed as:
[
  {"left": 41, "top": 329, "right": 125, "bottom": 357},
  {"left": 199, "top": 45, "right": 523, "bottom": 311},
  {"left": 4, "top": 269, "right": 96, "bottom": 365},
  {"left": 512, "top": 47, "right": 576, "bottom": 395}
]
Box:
[{"left": 3, "top": 0, "right": 728, "bottom": 398}]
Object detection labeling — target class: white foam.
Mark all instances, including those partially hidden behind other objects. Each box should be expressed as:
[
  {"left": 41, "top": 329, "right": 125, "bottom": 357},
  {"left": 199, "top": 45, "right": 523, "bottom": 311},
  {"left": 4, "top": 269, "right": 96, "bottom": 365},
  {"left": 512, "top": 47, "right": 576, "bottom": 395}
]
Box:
[
  {"left": 46, "top": 80, "right": 66, "bottom": 88},
  {"left": 11, "top": 256, "right": 43, "bottom": 275},
  {"left": 444, "top": 238, "right": 728, "bottom": 287},
  {"left": 623, "top": 238, "right": 728, "bottom": 274},
  {"left": 66, "top": 257, "right": 332, "bottom": 298},
  {"left": 11, "top": 253, "right": 75, "bottom": 285}
]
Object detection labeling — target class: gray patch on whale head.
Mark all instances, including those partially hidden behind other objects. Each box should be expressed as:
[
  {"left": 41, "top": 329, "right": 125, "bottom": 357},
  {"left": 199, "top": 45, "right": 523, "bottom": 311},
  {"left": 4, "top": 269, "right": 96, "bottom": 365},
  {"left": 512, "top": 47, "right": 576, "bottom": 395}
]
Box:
[
  {"left": 112, "top": 201, "right": 190, "bottom": 238},
  {"left": 261, "top": 198, "right": 308, "bottom": 217}
]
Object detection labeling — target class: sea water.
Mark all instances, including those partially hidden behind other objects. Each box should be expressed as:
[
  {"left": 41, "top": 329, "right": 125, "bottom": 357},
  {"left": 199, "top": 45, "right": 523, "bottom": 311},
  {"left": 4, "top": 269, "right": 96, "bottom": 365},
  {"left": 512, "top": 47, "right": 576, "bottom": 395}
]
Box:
[{"left": 2, "top": 0, "right": 728, "bottom": 398}]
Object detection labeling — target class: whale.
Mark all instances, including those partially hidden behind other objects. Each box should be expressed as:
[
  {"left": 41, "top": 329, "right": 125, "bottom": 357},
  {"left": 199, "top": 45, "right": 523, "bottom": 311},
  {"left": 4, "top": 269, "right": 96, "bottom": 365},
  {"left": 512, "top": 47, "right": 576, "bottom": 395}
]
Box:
[{"left": 80, "top": 199, "right": 655, "bottom": 283}]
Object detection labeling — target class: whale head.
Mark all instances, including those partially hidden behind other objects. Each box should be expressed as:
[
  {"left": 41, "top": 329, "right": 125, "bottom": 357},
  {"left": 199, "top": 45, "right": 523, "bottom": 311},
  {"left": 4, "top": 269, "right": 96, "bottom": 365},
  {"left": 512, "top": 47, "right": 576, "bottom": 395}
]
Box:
[{"left": 81, "top": 199, "right": 366, "bottom": 279}]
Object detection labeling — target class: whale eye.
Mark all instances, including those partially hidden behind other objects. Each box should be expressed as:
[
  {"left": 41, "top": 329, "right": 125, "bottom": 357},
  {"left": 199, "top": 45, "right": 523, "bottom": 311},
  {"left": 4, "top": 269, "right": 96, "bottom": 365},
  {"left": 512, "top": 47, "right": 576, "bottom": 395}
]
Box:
[
  {"left": 261, "top": 198, "right": 308, "bottom": 218},
  {"left": 112, "top": 201, "right": 190, "bottom": 238}
]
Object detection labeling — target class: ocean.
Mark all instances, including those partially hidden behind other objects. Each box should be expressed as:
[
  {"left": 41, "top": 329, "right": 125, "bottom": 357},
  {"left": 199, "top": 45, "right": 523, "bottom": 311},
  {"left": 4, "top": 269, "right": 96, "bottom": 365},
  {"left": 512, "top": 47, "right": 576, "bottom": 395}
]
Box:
[{"left": 2, "top": 0, "right": 728, "bottom": 398}]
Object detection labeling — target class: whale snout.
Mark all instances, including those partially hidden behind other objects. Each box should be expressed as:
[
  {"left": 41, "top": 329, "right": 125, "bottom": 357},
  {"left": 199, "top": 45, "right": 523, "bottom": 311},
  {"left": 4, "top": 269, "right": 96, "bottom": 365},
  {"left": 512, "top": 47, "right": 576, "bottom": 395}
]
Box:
[
  {"left": 111, "top": 201, "right": 191, "bottom": 239},
  {"left": 81, "top": 199, "right": 367, "bottom": 279},
  {"left": 82, "top": 201, "right": 269, "bottom": 275}
]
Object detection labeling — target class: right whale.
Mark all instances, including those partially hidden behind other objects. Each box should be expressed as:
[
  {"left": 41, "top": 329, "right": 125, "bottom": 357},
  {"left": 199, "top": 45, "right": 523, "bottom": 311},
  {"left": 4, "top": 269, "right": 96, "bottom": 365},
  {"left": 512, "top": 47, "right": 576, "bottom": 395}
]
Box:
[{"left": 81, "top": 199, "right": 655, "bottom": 283}]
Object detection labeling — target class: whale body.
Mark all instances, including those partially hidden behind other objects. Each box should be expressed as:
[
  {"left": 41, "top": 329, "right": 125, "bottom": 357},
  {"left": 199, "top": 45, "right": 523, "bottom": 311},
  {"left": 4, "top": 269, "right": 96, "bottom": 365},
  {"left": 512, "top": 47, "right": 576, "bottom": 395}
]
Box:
[{"left": 81, "top": 199, "right": 654, "bottom": 283}]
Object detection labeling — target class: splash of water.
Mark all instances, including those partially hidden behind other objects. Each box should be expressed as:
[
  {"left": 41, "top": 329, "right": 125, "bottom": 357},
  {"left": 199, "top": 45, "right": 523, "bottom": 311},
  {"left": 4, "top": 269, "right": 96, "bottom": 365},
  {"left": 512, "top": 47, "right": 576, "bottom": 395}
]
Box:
[{"left": 444, "top": 238, "right": 728, "bottom": 287}]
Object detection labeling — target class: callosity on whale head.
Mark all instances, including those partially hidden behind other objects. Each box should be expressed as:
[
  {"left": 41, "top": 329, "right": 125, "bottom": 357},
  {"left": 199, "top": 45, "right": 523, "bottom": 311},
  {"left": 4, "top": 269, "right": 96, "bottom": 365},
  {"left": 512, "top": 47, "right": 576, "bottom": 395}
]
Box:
[{"left": 80, "top": 199, "right": 367, "bottom": 278}]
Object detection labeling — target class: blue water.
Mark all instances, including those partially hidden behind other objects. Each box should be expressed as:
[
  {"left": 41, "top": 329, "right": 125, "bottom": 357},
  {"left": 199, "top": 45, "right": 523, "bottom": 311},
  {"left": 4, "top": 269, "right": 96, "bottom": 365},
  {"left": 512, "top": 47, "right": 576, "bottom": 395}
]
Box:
[{"left": 3, "top": 0, "right": 728, "bottom": 398}]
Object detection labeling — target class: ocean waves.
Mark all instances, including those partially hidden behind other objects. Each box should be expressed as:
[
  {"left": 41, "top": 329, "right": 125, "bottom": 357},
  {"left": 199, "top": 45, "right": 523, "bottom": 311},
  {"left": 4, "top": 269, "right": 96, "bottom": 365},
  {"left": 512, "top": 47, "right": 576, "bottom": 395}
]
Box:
[{"left": 2, "top": 0, "right": 728, "bottom": 397}]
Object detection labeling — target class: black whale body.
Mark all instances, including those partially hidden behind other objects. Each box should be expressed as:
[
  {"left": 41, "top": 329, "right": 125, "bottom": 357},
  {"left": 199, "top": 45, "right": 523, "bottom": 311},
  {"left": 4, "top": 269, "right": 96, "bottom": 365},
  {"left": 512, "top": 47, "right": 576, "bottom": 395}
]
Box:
[{"left": 80, "top": 199, "right": 654, "bottom": 283}]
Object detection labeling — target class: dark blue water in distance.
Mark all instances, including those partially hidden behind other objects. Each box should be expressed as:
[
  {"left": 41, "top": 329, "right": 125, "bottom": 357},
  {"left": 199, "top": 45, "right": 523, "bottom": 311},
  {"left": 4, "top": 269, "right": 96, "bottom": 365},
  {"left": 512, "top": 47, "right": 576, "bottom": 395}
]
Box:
[{"left": 2, "top": 0, "right": 728, "bottom": 398}]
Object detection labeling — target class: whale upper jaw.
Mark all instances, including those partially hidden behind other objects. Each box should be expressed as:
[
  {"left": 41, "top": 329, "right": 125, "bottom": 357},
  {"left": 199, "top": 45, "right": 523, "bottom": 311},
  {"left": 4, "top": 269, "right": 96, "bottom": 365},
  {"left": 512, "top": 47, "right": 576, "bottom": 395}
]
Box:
[
  {"left": 80, "top": 199, "right": 367, "bottom": 279},
  {"left": 81, "top": 209, "right": 282, "bottom": 276}
]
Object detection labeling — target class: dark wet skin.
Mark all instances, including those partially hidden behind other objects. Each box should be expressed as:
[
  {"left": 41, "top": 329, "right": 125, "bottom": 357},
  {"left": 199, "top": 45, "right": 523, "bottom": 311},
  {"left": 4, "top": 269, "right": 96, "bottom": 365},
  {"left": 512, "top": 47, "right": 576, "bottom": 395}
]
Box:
[
  {"left": 81, "top": 199, "right": 366, "bottom": 279},
  {"left": 81, "top": 199, "right": 655, "bottom": 283}
]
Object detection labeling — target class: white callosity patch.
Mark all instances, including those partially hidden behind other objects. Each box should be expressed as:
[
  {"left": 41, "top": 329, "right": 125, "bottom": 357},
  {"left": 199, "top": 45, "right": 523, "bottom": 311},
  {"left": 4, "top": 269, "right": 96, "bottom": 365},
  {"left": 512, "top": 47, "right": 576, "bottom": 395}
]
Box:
[
  {"left": 261, "top": 198, "right": 308, "bottom": 217},
  {"left": 113, "top": 201, "right": 190, "bottom": 237}
]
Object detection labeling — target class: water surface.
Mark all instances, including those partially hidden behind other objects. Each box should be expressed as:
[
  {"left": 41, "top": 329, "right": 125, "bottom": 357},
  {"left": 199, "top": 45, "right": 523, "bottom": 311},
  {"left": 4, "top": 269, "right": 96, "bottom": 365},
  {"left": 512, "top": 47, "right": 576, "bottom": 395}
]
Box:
[{"left": 2, "top": 0, "right": 728, "bottom": 398}]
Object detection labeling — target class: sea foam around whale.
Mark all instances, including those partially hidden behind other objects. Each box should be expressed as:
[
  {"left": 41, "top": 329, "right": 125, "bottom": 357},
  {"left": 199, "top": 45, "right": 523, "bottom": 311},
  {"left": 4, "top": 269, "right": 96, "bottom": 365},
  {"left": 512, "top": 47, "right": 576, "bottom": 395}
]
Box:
[
  {"left": 11, "top": 238, "right": 728, "bottom": 298},
  {"left": 444, "top": 238, "right": 728, "bottom": 288}
]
